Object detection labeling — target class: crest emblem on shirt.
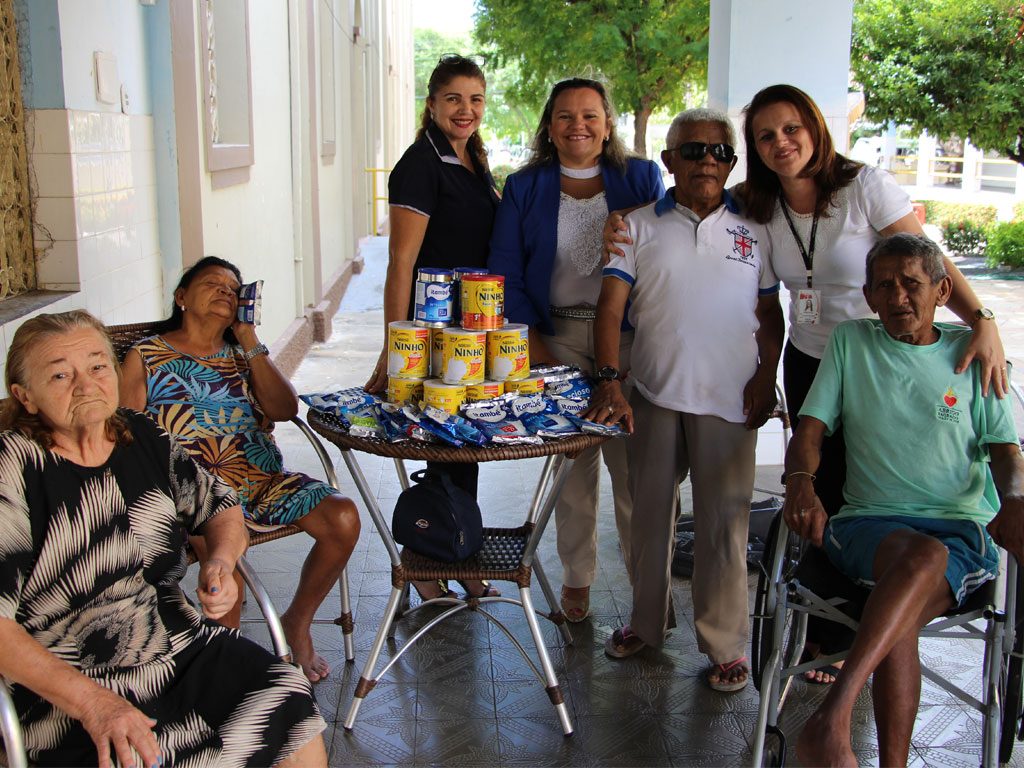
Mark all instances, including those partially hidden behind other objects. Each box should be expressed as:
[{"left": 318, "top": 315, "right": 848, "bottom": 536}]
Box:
[
  {"left": 726, "top": 225, "right": 756, "bottom": 259},
  {"left": 935, "top": 387, "right": 961, "bottom": 424}
]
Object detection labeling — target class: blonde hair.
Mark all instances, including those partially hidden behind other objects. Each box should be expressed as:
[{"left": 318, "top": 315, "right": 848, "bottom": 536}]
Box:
[{"left": 1, "top": 310, "right": 131, "bottom": 448}]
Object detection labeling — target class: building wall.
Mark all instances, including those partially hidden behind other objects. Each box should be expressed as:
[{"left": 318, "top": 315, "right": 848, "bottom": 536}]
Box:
[
  {"left": 10, "top": 0, "right": 413, "bottom": 378},
  {"left": 20, "top": 0, "right": 163, "bottom": 336}
]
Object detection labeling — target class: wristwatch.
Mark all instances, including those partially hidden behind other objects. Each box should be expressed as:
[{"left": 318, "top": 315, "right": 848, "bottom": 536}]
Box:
[
  {"left": 243, "top": 342, "right": 269, "bottom": 361},
  {"left": 974, "top": 307, "right": 996, "bottom": 323},
  {"left": 595, "top": 365, "right": 619, "bottom": 382}
]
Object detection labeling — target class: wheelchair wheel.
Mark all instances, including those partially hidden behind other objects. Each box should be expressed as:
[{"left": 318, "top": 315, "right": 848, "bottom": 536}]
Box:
[
  {"left": 751, "top": 510, "right": 802, "bottom": 692},
  {"left": 1000, "top": 649, "right": 1023, "bottom": 764}
]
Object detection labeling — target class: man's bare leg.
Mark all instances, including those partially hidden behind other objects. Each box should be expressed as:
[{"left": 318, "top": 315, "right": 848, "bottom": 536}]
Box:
[
  {"left": 796, "top": 531, "right": 954, "bottom": 767},
  {"left": 872, "top": 630, "right": 922, "bottom": 766}
]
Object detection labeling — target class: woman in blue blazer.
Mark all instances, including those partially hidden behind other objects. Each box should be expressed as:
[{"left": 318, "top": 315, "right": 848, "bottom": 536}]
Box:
[{"left": 488, "top": 78, "right": 664, "bottom": 623}]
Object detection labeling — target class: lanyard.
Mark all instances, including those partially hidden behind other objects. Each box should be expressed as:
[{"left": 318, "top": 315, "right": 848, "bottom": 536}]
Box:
[{"left": 780, "top": 198, "right": 819, "bottom": 288}]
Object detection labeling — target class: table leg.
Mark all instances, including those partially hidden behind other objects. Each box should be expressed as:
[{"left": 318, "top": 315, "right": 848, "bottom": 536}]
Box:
[
  {"left": 532, "top": 557, "right": 574, "bottom": 645},
  {"left": 519, "top": 585, "right": 574, "bottom": 736}
]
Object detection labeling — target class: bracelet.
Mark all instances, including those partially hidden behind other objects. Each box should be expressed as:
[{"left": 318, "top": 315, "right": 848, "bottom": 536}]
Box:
[
  {"left": 243, "top": 342, "right": 269, "bottom": 362},
  {"left": 785, "top": 471, "right": 816, "bottom": 482}
]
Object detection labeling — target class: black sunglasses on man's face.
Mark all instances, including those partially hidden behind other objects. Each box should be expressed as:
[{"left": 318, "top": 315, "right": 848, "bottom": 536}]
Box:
[{"left": 671, "top": 141, "right": 736, "bottom": 163}]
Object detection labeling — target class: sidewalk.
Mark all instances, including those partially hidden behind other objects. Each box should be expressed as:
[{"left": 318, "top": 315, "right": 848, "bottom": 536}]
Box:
[{"left": 242, "top": 236, "right": 1024, "bottom": 767}]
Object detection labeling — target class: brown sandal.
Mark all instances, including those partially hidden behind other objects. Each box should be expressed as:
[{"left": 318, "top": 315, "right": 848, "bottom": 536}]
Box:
[{"left": 560, "top": 586, "right": 591, "bottom": 623}]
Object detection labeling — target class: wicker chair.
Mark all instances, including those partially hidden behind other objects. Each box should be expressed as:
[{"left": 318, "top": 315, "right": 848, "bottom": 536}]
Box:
[{"left": 106, "top": 321, "right": 355, "bottom": 663}]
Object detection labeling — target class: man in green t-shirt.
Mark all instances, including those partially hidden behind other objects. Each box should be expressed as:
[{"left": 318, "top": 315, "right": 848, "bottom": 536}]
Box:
[{"left": 782, "top": 233, "right": 1024, "bottom": 767}]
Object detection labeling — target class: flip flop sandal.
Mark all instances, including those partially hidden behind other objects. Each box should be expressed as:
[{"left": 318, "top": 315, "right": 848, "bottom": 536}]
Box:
[
  {"left": 706, "top": 657, "right": 749, "bottom": 692},
  {"left": 560, "top": 587, "right": 591, "bottom": 623},
  {"left": 412, "top": 579, "right": 457, "bottom": 602},
  {"left": 604, "top": 625, "right": 646, "bottom": 659},
  {"left": 799, "top": 647, "right": 840, "bottom": 685}
]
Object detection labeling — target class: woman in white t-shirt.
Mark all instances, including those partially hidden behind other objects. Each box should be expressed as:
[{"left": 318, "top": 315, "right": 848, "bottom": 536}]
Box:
[{"left": 739, "top": 82, "right": 1007, "bottom": 682}]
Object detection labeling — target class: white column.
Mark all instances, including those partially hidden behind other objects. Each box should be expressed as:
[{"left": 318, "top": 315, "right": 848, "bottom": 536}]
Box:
[
  {"left": 961, "top": 140, "right": 983, "bottom": 193},
  {"left": 917, "top": 132, "right": 936, "bottom": 188},
  {"left": 708, "top": 0, "right": 855, "bottom": 186},
  {"left": 881, "top": 125, "right": 898, "bottom": 172}
]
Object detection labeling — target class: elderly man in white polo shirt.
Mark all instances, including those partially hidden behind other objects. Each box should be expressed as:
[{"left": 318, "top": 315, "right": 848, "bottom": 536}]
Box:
[{"left": 586, "top": 108, "right": 784, "bottom": 692}]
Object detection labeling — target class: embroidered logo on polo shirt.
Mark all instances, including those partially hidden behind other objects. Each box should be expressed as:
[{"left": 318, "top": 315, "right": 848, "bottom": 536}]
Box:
[
  {"left": 935, "top": 387, "right": 961, "bottom": 423},
  {"left": 724, "top": 224, "right": 758, "bottom": 267}
]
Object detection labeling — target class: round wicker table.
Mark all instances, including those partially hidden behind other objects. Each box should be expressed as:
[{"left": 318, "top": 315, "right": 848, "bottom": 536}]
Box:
[{"left": 307, "top": 408, "right": 610, "bottom": 737}]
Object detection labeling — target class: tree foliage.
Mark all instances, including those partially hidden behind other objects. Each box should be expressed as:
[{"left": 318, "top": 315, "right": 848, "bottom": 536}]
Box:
[
  {"left": 474, "top": 0, "right": 709, "bottom": 155},
  {"left": 851, "top": 0, "right": 1024, "bottom": 165}
]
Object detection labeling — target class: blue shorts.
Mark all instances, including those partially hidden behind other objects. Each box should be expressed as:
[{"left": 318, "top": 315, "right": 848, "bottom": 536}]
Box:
[{"left": 823, "top": 515, "right": 999, "bottom": 606}]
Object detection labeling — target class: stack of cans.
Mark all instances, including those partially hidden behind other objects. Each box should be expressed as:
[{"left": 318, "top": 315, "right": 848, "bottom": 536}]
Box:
[{"left": 385, "top": 266, "right": 532, "bottom": 413}]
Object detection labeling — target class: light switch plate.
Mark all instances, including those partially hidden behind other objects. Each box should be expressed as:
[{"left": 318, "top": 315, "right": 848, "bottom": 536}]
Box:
[{"left": 94, "top": 51, "right": 118, "bottom": 104}]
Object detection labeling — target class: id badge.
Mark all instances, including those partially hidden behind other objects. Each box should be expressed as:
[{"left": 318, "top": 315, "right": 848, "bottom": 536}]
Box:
[{"left": 796, "top": 289, "right": 822, "bottom": 325}]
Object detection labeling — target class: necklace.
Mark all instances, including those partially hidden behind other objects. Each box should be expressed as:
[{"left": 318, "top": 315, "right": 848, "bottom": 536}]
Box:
[{"left": 560, "top": 163, "right": 601, "bottom": 179}]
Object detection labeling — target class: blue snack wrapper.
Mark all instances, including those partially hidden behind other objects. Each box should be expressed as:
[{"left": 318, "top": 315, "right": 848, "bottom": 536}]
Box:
[
  {"left": 521, "top": 411, "right": 580, "bottom": 438},
  {"left": 462, "top": 397, "right": 543, "bottom": 445},
  {"left": 237, "top": 280, "right": 264, "bottom": 325},
  {"left": 566, "top": 413, "right": 628, "bottom": 437}
]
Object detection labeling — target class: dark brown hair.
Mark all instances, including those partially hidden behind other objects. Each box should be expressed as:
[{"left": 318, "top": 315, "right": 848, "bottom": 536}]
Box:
[
  {"left": 740, "top": 84, "right": 861, "bottom": 224},
  {"left": 158, "top": 255, "right": 244, "bottom": 345},
  {"left": 417, "top": 55, "right": 489, "bottom": 173},
  {"left": 1, "top": 310, "right": 132, "bottom": 448},
  {"left": 523, "top": 77, "right": 630, "bottom": 173}
]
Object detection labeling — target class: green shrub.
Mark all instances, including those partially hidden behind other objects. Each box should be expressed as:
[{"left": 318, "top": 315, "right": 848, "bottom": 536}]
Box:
[
  {"left": 920, "top": 201, "right": 998, "bottom": 227},
  {"left": 491, "top": 164, "right": 514, "bottom": 192},
  {"left": 985, "top": 221, "right": 1024, "bottom": 268},
  {"left": 940, "top": 219, "right": 986, "bottom": 255}
]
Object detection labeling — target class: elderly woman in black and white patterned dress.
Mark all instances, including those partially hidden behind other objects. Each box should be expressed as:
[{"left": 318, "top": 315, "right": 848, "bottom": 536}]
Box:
[{"left": 0, "top": 311, "right": 326, "bottom": 768}]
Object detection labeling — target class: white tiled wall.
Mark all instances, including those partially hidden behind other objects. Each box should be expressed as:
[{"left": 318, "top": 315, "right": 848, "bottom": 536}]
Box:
[{"left": 27, "top": 108, "right": 164, "bottom": 326}]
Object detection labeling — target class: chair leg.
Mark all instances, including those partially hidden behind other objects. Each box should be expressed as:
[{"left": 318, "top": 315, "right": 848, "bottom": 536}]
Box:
[
  {"left": 236, "top": 556, "right": 291, "bottom": 661},
  {"left": 0, "top": 679, "right": 27, "bottom": 768},
  {"left": 344, "top": 586, "right": 405, "bottom": 731},
  {"left": 336, "top": 566, "right": 356, "bottom": 663}
]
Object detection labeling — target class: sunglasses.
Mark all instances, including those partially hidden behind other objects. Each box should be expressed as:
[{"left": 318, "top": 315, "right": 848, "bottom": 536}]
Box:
[{"left": 672, "top": 142, "right": 736, "bottom": 163}]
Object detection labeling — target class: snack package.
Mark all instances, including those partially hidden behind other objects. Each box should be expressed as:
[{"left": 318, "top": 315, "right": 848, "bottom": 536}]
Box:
[
  {"left": 566, "top": 413, "right": 627, "bottom": 437},
  {"left": 422, "top": 405, "right": 488, "bottom": 447},
  {"left": 461, "top": 396, "right": 543, "bottom": 445},
  {"left": 300, "top": 388, "right": 384, "bottom": 438},
  {"left": 237, "top": 280, "right": 264, "bottom": 325},
  {"left": 521, "top": 410, "right": 580, "bottom": 438},
  {"left": 551, "top": 397, "right": 589, "bottom": 417},
  {"left": 377, "top": 402, "right": 411, "bottom": 443},
  {"left": 401, "top": 404, "right": 463, "bottom": 447},
  {"left": 545, "top": 370, "right": 592, "bottom": 402}
]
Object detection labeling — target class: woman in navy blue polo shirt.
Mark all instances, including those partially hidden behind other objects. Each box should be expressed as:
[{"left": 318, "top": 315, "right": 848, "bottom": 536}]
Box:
[
  {"left": 488, "top": 78, "right": 664, "bottom": 623},
  {"left": 365, "top": 54, "right": 500, "bottom": 602}
]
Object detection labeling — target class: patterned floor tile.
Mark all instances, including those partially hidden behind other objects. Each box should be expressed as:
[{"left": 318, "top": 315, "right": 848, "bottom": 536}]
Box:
[
  {"left": 328, "top": 716, "right": 416, "bottom": 766},
  {"left": 414, "top": 716, "right": 502, "bottom": 765}
]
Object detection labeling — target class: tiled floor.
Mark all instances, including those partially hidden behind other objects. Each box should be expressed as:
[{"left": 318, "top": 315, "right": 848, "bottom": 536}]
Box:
[{"left": 224, "top": 239, "right": 1024, "bottom": 767}]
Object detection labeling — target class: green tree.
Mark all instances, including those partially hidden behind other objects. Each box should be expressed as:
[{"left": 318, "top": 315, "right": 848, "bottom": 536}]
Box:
[
  {"left": 851, "top": 0, "right": 1024, "bottom": 165},
  {"left": 474, "top": 0, "right": 709, "bottom": 156}
]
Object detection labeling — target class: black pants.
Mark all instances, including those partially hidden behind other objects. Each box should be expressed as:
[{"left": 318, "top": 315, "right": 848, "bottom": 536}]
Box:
[{"left": 784, "top": 341, "right": 855, "bottom": 655}]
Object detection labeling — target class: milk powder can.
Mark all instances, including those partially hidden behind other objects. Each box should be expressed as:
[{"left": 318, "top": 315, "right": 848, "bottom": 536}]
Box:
[
  {"left": 504, "top": 374, "right": 545, "bottom": 395},
  {"left": 387, "top": 377, "right": 425, "bottom": 405},
  {"left": 441, "top": 327, "right": 486, "bottom": 385},
  {"left": 423, "top": 379, "right": 467, "bottom": 414},
  {"left": 465, "top": 381, "right": 504, "bottom": 401},
  {"left": 387, "top": 321, "right": 429, "bottom": 379},
  {"left": 460, "top": 274, "right": 504, "bottom": 330},
  {"left": 414, "top": 268, "right": 453, "bottom": 327},
  {"left": 486, "top": 323, "right": 530, "bottom": 381},
  {"left": 452, "top": 266, "right": 488, "bottom": 321}
]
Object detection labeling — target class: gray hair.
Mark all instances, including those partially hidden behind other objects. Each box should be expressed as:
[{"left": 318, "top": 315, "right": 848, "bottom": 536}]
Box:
[
  {"left": 665, "top": 108, "right": 736, "bottom": 151},
  {"left": 865, "top": 233, "right": 947, "bottom": 287}
]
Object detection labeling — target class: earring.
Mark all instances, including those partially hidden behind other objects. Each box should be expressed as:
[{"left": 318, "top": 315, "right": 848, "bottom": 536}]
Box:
[
  {"left": 179, "top": 305, "right": 186, "bottom": 312},
  {"left": 547, "top": 136, "right": 552, "bottom": 144}
]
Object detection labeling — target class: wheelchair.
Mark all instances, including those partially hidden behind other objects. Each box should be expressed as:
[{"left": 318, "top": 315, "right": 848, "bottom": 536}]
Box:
[{"left": 750, "top": 379, "right": 1024, "bottom": 767}]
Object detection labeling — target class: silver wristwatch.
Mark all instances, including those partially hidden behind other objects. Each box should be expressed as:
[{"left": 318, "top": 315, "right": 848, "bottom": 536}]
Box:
[{"left": 243, "top": 342, "right": 269, "bottom": 361}]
